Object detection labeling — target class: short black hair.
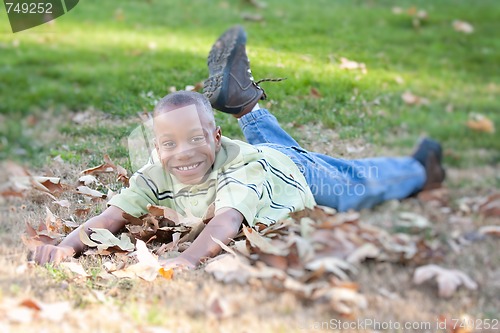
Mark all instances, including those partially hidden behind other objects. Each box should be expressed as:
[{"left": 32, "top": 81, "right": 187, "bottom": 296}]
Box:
[{"left": 154, "top": 91, "right": 213, "bottom": 117}]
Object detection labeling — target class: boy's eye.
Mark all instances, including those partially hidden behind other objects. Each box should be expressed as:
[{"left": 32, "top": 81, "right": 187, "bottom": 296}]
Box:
[
  {"left": 162, "top": 141, "right": 176, "bottom": 148},
  {"left": 191, "top": 135, "right": 206, "bottom": 144}
]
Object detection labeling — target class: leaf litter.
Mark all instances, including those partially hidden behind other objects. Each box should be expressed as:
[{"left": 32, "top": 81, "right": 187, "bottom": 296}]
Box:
[
  {"left": 466, "top": 113, "right": 495, "bottom": 133},
  {"left": 453, "top": 20, "right": 474, "bottom": 34},
  {"left": 413, "top": 264, "right": 478, "bottom": 298},
  {"left": 9, "top": 155, "right": 500, "bottom": 321}
]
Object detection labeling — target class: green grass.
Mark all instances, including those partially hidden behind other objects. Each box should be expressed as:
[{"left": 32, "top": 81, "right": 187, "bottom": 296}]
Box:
[{"left": 0, "top": 0, "right": 499, "bottom": 168}]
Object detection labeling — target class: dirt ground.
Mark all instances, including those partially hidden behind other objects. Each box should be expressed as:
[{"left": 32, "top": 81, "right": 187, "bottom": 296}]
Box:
[{"left": 0, "top": 116, "right": 499, "bottom": 333}]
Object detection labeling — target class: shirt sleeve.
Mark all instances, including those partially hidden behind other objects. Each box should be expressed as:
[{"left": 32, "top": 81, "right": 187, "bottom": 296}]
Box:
[
  {"left": 214, "top": 161, "right": 266, "bottom": 225},
  {"left": 107, "top": 171, "right": 159, "bottom": 217}
]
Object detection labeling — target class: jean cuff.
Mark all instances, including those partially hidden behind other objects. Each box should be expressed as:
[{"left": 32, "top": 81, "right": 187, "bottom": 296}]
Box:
[{"left": 238, "top": 108, "right": 272, "bottom": 128}]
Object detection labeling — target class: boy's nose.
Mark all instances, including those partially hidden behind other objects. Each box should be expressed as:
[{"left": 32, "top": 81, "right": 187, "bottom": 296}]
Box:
[{"left": 175, "top": 146, "right": 195, "bottom": 160}]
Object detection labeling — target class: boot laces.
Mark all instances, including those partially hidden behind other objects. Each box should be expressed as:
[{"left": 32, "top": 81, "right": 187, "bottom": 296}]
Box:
[
  {"left": 247, "top": 66, "right": 286, "bottom": 100},
  {"left": 252, "top": 77, "right": 287, "bottom": 100}
]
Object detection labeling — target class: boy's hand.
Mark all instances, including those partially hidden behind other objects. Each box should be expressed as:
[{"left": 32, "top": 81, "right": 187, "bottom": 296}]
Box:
[
  {"left": 30, "top": 206, "right": 127, "bottom": 265},
  {"left": 159, "top": 256, "right": 196, "bottom": 270},
  {"left": 34, "top": 245, "right": 75, "bottom": 265}
]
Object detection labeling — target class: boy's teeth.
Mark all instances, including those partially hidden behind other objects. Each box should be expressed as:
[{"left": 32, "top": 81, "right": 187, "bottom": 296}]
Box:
[{"left": 178, "top": 163, "right": 199, "bottom": 171}]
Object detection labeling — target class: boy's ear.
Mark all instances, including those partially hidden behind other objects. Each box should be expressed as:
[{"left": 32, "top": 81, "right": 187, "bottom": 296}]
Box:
[
  {"left": 215, "top": 126, "right": 222, "bottom": 151},
  {"left": 152, "top": 139, "right": 162, "bottom": 164}
]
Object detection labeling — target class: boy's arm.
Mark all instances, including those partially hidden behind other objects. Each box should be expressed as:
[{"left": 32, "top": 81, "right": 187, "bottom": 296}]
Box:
[
  {"left": 161, "top": 207, "right": 244, "bottom": 269},
  {"left": 34, "top": 205, "right": 128, "bottom": 265}
]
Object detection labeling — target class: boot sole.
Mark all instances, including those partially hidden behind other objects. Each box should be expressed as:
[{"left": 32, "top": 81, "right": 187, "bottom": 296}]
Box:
[{"left": 203, "top": 26, "right": 247, "bottom": 108}]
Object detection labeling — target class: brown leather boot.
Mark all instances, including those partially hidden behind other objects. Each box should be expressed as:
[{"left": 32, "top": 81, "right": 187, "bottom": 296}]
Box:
[
  {"left": 412, "top": 138, "right": 446, "bottom": 191},
  {"left": 203, "top": 25, "right": 265, "bottom": 115},
  {"left": 422, "top": 152, "right": 446, "bottom": 191}
]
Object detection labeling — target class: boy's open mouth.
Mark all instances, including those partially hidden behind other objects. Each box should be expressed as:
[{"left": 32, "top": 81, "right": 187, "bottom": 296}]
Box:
[{"left": 175, "top": 162, "right": 202, "bottom": 172}]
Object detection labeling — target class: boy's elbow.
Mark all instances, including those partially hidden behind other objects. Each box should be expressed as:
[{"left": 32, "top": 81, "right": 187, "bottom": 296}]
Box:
[
  {"left": 212, "top": 207, "right": 244, "bottom": 231},
  {"left": 226, "top": 208, "right": 245, "bottom": 228}
]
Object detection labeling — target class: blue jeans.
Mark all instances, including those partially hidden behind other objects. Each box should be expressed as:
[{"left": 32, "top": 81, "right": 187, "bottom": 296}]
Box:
[{"left": 238, "top": 109, "right": 426, "bottom": 212}]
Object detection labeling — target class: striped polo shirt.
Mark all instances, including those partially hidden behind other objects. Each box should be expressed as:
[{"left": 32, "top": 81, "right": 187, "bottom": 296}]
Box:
[{"left": 108, "top": 136, "right": 316, "bottom": 226}]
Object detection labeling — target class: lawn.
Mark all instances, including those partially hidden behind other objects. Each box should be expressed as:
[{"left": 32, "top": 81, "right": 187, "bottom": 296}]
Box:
[
  {"left": 0, "top": 0, "right": 499, "bottom": 332},
  {"left": 1, "top": 0, "right": 499, "bottom": 166}
]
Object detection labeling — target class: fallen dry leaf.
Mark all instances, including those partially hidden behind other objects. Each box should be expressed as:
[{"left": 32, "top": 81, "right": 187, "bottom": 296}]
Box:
[
  {"left": 6, "top": 298, "right": 72, "bottom": 323},
  {"left": 416, "top": 10, "right": 428, "bottom": 20},
  {"left": 305, "top": 257, "right": 356, "bottom": 280},
  {"left": 391, "top": 7, "right": 403, "bottom": 14},
  {"left": 0, "top": 185, "right": 26, "bottom": 197},
  {"left": 339, "top": 57, "right": 367, "bottom": 74},
  {"left": 148, "top": 41, "right": 157, "bottom": 50},
  {"left": 129, "top": 246, "right": 164, "bottom": 281},
  {"left": 80, "top": 155, "right": 129, "bottom": 186},
  {"left": 243, "top": 0, "right": 267, "bottom": 9},
  {"left": 478, "top": 193, "right": 500, "bottom": 217},
  {"left": 5, "top": 161, "right": 30, "bottom": 176},
  {"left": 417, "top": 187, "right": 449, "bottom": 205},
  {"left": 80, "top": 163, "right": 115, "bottom": 175},
  {"left": 466, "top": 113, "right": 495, "bottom": 133},
  {"left": 394, "top": 75, "right": 405, "bottom": 85},
  {"left": 210, "top": 235, "right": 237, "bottom": 256},
  {"left": 146, "top": 204, "right": 208, "bottom": 227},
  {"left": 346, "top": 243, "right": 380, "bottom": 264},
  {"left": 76, "top": 185, "right": 106, "bottom": 198},
  {"left": 205, "top": 253, "right": 286, "bottom": 284},
  {"left": 22, "top": 214, "right": 66, "bottom": 251},
  {"left": 5, "top": 306, "right": 33, "bottom": 324},
  {"left": 79, "top": 227, "right": 100, "bottom": 247},
  {"left": 147, "top": 204, "right": 181, "bottom": 223},
  {"left": 309, "top": 87, "right": 322, "bottom": 98},
  {"left": 32, "top": 176, "right": 63, "bottom": 194},
  {"left": 59, "top": 262, "right": 90, "bottom": 277},
  {"left": 407, "top": 6, "right": 417, "bottom": 16},
  {"left": 241, "top": 13, "right": 264, "bottom": 22},
  {"left": 114, "top": 8, "right": 124, "bottom": 21},
  {"left": 158, "top": 267, "right": 174, "bottom": 279},
  {"left": 401, "top": 91, "right": 429, "bottom": 106},
  {"left": 453, "top": 20, "right": 474, "bottom": 34},
  {"left": 437, "top": 314, "right": 477, "bottom": 333},
  {"left": 89, "top": 228, "right": 135, "bottom": 251},
  {"left": 0, "top": 163, "right": 63, "bottom": 198},
  {"left": 313, "top": 286, "right": 367, "bottom": 315},
  {"left": 22, "top": 233, "right": 56, "bottom": 251},
  {"left": 114, "top": 239, "right": 173, "bottom": 281},
  {"left": 243, "top": 227, "right": 289, "bottom": 256},
  {"left": 44, "top": 207, "right": 64, "bottom": 233},
  {"left": 207, "top": 294, "right": 239, "bottom": 320},
  {"left": 52, "top": 199, "right": 71, "bottom": 208},
  {"left": 413, "top": 264, "right": 478, "bottom": 298},
  {"left": 396, "top": 212, "right": 431, "bottom": 229},
  {"left": 478, "top": 226, "right": 500, "bottom": 237},
  {"left": 78, "top": 174, "right": 98, "bottom": 186},
  {"left": 74, "top": 207, "right": 90, "bottom": 218},
  {"left": 204, "top": 254, "right": 254, "bottom": 284},
  {"left": 184, "top": 81, "right": 203, "bottom": 92}
]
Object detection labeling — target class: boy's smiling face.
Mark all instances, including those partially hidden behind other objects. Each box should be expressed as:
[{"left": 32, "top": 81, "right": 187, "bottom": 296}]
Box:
[{"left": 153, "top": 103, "right": 221, "bottom": 185}]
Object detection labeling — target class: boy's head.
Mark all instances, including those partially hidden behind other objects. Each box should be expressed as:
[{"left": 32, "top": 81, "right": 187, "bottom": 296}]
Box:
[{"left": 153, "top": 91, "right": 222, "bottom": 185}]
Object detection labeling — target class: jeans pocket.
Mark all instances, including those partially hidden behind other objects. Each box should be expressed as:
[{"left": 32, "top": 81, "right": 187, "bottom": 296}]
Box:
[{"left": 291, "top": 146, "right": 316, "bottom": 164}]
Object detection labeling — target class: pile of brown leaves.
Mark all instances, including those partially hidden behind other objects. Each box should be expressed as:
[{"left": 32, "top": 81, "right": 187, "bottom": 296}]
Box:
[
  {"left": 4, "top": 156, "right": 499, "bottom": 316},
  {"left": 204, "top": 206, "right": 445, "bottom": 315}
]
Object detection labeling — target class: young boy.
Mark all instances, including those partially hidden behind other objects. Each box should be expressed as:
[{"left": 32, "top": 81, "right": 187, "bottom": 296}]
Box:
[{"left": 34, "top": 26, "right": 445, "bottom": 268}]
